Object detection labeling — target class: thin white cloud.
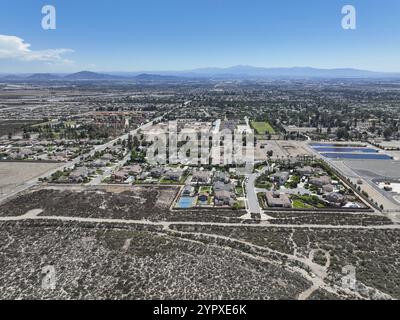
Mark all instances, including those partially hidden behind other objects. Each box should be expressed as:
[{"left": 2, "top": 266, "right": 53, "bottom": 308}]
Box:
[{"left": 0, "top": 35, "right": 74, "bottom": 63}]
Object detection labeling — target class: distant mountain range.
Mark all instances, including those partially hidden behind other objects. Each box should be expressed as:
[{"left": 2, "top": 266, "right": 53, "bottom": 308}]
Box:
[
  {"left": 184, "top": 65, "right": 400, "bottom": 78},
  {"left": 0, "top": 71, "right": 183, "bottom": 82},
  {"left": 63, "top": 71, "right": 119, "bottom": 80},
  {"left": 1, "top": 66, "right": 400, "bottom": 81}
]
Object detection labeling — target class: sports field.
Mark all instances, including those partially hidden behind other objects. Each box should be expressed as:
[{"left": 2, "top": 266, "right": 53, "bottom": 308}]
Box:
[{"left": 251, "top": 121, "right": 276, "bottom": 134}]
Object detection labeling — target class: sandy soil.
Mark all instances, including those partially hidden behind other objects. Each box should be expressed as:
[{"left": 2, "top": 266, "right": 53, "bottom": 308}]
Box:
[{"left": 0, "top": 162, "right": 61, "bottom": 193}]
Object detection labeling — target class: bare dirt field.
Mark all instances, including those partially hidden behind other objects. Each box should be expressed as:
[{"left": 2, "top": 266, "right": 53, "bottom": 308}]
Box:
[
  {"left": 259, "top": 140, "right": 313, "bottom": 159},
  {"left": 259, "top": 140, "right": 287, "bottom": 159},
  {"left": 0, "top": 120, "right": 40, "bottom": 137},
  {"left": 0, "top": 162, "right": 62, "bottom": 194},
  {"left": 276, "top": 141, "right": 312, "bottom": 158}
]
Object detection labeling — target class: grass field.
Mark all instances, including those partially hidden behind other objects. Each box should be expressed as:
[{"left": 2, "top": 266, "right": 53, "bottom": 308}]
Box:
[
  {"left": 292, "top": 199, "right": 313, "bottom": 209},
  {"left": 251, "top": 121, "right": 276, "bottom": 135}
]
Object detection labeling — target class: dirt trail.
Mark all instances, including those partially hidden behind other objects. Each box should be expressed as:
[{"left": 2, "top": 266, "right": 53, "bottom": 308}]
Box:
[
  {"left": 297, "top": 249, "right": 331, "bottom": 300},
  {"left": 1, "top": 213, "right": 400, "bottom": 230}
]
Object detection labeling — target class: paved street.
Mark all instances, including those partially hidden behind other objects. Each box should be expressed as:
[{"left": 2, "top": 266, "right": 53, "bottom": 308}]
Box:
[
  {"left": 87, "top": 151, "right": 132, "bottom": 186},
  {"left": 245, "top": 173, "right": 261, "bottom": 214}
]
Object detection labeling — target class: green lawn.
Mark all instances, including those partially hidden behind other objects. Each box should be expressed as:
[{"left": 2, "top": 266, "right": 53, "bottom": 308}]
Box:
[
  {"left": 160, "top": 174, "right": 188, "bottom": 185},
  {"left": 292, "top": 199, "right": 313, "bottom": 209},
  {"left": 235, "top": 187, "right": 244, "bottom": 196},
  {"left": 251, "top": 121, "right": 276, "bottom": 135},
  {"left": 233, "top": 200, "right": 246, "bottom": 210},
  {"left": 159, "top": 178, "right": 178, "bottom": 184},
  {"left": 290, "top": 194, "right": 326, "bottom": 209},
  {"left": 199, "top": 186, "right": 212, "bottom": 193}
]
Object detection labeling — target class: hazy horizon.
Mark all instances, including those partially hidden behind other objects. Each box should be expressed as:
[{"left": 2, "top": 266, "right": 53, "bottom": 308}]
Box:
[{"left": 1, "top": 65, "right": 399, "bottom": 76}]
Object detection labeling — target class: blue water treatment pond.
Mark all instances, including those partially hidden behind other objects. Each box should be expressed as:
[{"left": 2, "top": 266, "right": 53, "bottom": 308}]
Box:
[
  {"left": 313, "top": 147, "right": 378, "bottom": 153},
  {"left": 321, "top": 153, "right": 392, "bottom": 160}
]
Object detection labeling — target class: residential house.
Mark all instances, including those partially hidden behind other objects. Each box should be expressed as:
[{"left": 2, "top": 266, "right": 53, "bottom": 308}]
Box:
[
  {"left": 150, "top": 167, "right": 165, "bottom": 178},
  {"left": 163, "top": 170, "right": 183, "bottom": 182},
  {"left": 125, "top": 164, "right": 143, "bottom": 176},
  {"left": 90, "top": 159, "right": 108, "bottom": 168},
  {"left": 213, "top": 171, "right": 230, "bottom": 184},
  {"left": 192, "top": 170, "right": 212, "bottom": 184},
  {"left": 309, "top": 175, "right": 332, "bottom": 188},
  {"left": 265, "top": 191, "right": 292, "bottom": 208},
  {"left": 213, "top": 181, "right": 235, "bottom": 192},
  {"left": 20, "top": 149, "right": 34, "bottom": 159},
  {"left": 325, "top": 192, "right": 345, "bottom": 206},
  {"left": 101, "top": 153, "right": 113, "bottom": 161},
  {"left": 214, "top": 190, "right": 235, "bottom": 206},
  {"left": 8, "top": 152, "right": 21, "bottom": 160},
  {"left": 272, "top": 171, "right": 290, "bottom": 185},
  {"left": 322, "top": 184, "right": 334, "bottom": 193},
  {"left": 69, "top": 167, "right": 90, "bottom": 183},
  {"left": 296, "top": 166, "right": 314, "bottom": 177},
  {"left": 112, "top": 171, "right": 128, "bottom": 183}
]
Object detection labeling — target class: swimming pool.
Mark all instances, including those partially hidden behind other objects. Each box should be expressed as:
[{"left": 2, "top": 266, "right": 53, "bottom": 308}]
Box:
[
  {"left": 313, "top": 147, "right": 378, "bottom": 153},
  {"left": 176, "top": 197, "right": 195, "bottom": 208},
  {"left": 321, "top": 153, "right": 392, "bottom": 160}
]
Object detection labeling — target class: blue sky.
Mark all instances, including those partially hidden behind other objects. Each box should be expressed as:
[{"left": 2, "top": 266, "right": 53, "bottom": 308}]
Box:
[{"left": 0, "top": 0, "right": 400, "bottom": 73}]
